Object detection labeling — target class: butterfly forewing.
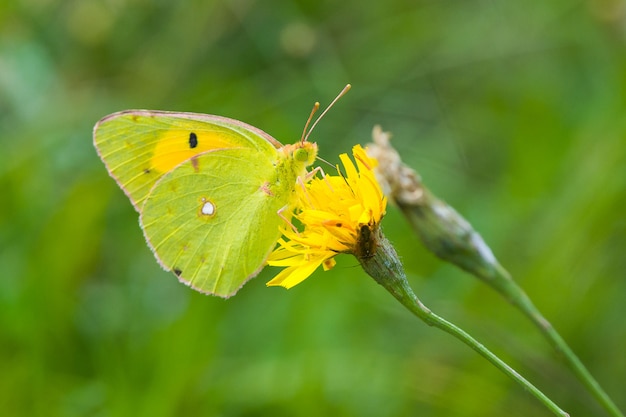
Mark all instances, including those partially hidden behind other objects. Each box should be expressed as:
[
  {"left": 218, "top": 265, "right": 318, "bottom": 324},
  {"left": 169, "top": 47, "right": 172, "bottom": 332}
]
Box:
[{"left": 93, "top": 111, "right": 281, "bottom": 211}]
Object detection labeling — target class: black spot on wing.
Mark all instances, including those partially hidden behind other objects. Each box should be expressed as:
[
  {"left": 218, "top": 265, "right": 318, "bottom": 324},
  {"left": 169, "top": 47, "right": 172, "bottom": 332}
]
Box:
[
  {"left": 173, "top": 268, "right": 182, "bottom": 276},
  {"left": 189, "top": 132, "right": 198, "bottom": 149}
]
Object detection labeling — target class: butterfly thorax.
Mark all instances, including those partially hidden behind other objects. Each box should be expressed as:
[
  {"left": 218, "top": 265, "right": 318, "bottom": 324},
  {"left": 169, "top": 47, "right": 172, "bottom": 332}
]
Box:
[{"left": 269, "top": 141, "right": 318, "bottom": 197}]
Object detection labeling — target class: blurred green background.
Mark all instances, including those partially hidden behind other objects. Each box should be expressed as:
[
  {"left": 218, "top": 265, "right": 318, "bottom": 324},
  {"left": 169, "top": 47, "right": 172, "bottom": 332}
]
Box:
[{"left": 1, "top": 0, "right": 625, "bottom": 416}]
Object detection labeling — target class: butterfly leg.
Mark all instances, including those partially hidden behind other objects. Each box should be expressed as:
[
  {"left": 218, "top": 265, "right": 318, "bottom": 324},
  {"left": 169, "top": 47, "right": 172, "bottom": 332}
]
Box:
[
  {"left": 277, "top": 205, "right": 300, "bottom": 234},
  {"left": 279, "top": 166, "right": 334, "bottom": 234},
  {"left": 306, "top": 166, "right": 334, "bottom": 192},
  {"left": 304, "top": 165, "right": 323, "bottom": 181}
]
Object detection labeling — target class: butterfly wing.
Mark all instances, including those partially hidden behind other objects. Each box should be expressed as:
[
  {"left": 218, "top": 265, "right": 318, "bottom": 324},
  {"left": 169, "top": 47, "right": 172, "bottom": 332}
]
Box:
[
  {"left": 93, "top": 110, "right": 282, "bottom": 211},
  {"left": 139, "top": 147, "right": 290, "bottom": 297}
]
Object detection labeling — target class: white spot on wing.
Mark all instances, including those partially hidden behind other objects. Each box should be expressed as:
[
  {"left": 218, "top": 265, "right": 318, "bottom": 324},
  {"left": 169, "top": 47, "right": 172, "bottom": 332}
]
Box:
[{"left": 200, "top": 198, "right": 215, "bottom": 216}]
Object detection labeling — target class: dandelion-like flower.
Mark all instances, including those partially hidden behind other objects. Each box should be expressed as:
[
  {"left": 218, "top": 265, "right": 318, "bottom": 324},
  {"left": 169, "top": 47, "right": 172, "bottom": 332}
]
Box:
[{"left": 266, "top": 144, "right": 387, "bottom": 289}]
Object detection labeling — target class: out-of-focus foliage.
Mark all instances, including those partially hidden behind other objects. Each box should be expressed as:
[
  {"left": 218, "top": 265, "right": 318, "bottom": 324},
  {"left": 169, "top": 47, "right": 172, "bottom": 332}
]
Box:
[{"left": 1, "top": 1, "right": 624, "bottom": 416}]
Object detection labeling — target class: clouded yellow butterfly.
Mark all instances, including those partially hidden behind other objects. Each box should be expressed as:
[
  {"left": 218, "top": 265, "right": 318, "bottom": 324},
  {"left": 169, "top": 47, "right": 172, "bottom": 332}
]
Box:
[{"left": 93, "top": 85, "right": 350, "bottom": 297}]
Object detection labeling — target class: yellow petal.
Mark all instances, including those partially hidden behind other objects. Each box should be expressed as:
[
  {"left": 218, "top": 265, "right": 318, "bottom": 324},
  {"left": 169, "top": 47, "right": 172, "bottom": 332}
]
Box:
[{"left": 267, "top": 256, "right": 327, "bottom": 289}]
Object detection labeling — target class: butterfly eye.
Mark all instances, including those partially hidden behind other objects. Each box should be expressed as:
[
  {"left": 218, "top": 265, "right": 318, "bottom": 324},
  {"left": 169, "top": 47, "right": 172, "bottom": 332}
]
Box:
[{"left": 294, "top": 148, "right": 310, "bottom": 162}]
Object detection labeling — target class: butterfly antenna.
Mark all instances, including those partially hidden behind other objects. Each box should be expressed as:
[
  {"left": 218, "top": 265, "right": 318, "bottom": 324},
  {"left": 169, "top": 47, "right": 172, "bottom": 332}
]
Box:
[
  {"left": 316, "top": 155, "right": 335, "bottom": 169},
  {"left": 304, "top": 84, "right": 351, "bottom": 142},
  {"left": 301, "top": 102, "right": 320, "bottom": 143}
]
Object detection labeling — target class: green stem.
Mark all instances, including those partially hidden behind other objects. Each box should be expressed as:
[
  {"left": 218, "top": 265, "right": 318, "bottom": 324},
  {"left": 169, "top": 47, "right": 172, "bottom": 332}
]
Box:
[
  {"left": 359, "top": 227, "right": 570, "bottom": 417},
  {"left": 367, "top": 125, "right": 622, "bottom": 416}
]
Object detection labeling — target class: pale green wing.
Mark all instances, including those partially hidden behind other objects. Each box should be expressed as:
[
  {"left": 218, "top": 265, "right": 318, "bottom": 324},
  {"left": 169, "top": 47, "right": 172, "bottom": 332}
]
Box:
[
  {"left": 139, "top": 147, "right": 290, "bottom": 297},
  {"left": 93, "top": 111, "right": 282, "bottom": 211}
]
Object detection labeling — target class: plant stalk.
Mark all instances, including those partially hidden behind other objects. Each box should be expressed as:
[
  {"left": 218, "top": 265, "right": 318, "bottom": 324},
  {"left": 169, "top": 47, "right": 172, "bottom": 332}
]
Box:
[
  {"left": 358, "top": 227, "right": 570, "bottom": 417},
  {"left": 367, "top": 126, "right": 624, "bottom": 417}
]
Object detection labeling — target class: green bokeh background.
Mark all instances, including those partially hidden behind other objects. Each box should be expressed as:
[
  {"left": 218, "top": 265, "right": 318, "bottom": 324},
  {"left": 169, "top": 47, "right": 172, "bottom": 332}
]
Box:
[{"left": 1, "top": 1, "right": 625, "bottom": 416}]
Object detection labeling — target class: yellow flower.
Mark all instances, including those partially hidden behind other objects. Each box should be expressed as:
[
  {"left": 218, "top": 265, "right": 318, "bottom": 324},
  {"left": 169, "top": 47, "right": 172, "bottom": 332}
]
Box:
[{"left": 266, "top": 144, "right": 387, "bottom": 289}]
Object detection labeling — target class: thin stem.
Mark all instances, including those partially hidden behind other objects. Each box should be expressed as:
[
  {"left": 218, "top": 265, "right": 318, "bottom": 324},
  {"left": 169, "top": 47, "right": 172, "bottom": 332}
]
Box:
[
  {"left": 398, "top": 195, "right": 623, "bottom": 417},
  {"left": 359, "top": 228, "right": 570, "bottom": 417}
]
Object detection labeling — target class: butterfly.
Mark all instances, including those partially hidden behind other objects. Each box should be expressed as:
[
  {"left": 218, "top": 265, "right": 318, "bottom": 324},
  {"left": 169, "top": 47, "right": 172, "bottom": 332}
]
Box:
[{"left": 93, "top": 85, "right": 350, "bottom": 297}]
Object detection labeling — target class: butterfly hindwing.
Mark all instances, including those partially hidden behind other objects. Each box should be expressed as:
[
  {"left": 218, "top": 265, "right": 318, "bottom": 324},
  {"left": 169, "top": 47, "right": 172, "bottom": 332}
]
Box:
[{"left": 139, "top": 147, "right": 289, "bottom": 297}]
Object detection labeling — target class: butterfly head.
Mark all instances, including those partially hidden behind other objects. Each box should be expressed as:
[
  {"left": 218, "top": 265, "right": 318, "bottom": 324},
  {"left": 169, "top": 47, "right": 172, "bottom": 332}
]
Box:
[{"left": 283, "top": 140, "right": 318, "bottom": 167}]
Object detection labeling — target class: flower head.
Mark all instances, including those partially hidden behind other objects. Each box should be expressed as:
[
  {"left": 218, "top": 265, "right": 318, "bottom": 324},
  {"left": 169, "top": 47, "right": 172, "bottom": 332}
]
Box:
[{"left": 266, "top": 144, "right": 387, "bottom": 289}]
